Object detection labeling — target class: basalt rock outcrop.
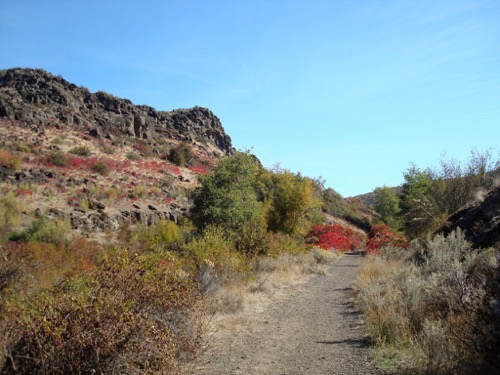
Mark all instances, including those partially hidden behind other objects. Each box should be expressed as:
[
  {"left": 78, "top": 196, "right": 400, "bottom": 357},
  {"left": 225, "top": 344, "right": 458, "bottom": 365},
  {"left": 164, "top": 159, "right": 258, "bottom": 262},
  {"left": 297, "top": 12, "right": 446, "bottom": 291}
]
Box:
[
  {"left": 441, "top": 187, "right": 500, "bottom": 249},
  {"left": 0, "top": 67, "right": 233, "bottom": 155}
]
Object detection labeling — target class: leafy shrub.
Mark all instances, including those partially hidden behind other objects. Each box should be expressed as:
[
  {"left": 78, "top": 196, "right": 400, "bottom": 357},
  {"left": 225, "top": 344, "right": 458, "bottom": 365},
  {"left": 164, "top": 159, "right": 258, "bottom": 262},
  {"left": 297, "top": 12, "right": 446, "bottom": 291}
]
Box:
[
  {"left": 90, "top": 160, "right": 109, "bottom": 175},
  {"left": 51, "top": 135, "right": 66, "bottom": 145},
  {"left": 356, "top": 230, "right": 499, "bottom": 374},
  {"left": 126, "top": 151, "right": 140, "bottom": 161},
  {"left": 100, "top": 143, "right": 114, "bottom": 155},
  {"left": 0, "top": 148, "right": 22, "bottom": 170},
  {"left": 47, "top": 150, "right": 67, "bottom": 167},
  {"left": 400, "top": 150, "right": 500, "bottom": 239},
  {"left": 104, "top": 187, "right": 118, "bottom": 200},
  {"left": 168, "top": 142, "right": 193, "bottom": 166},
  {"left": 191, "top": 152, "right": 263, "bottom": 234},
  {"left": 372, "top": 185, "right": 401, "bottom": 230},
  {"left": 69, "top": 145, "right": 91, "bottom": 156},
  {"left": 307, "top": 223, "right": 363, "bottom": 251},
  {"left": 130, "top": 183, "right": 147, "bottom": 199},
  {"left": 184, "top": 226, "right": 248, "bottom": 279},
  {"left": 234, "top": 216, "right": 270, "bottom": 257},
  {"left": 135, "top": 220, "right": 183, "bottom": 252},
  {"left": 15, "top": 142, "right": 32, "bottom": 153},
  {"left": 8, "top": 218, "right": 71, "bottom": 245},
  {"left": 0, "top": 243, "right": 203, "bottom": 374},
  {"left": 365, "top": 223, "right": 409, "bottom": 254},
  {"left": 0, "top": 192, "right": 24, "bottom": 239},
  {"left": 267, "top": 232, "right": 308, "bottom": 256},
  {"left": 265, "top": 169, "right": 321, "bottom": 235}
]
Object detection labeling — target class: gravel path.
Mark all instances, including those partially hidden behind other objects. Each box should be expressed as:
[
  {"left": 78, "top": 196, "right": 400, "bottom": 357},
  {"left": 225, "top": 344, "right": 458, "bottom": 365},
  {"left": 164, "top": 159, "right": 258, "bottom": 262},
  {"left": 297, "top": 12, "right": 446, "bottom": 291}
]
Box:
[{"left": 187, "top": 254, "right": 375, "bottom": 375}]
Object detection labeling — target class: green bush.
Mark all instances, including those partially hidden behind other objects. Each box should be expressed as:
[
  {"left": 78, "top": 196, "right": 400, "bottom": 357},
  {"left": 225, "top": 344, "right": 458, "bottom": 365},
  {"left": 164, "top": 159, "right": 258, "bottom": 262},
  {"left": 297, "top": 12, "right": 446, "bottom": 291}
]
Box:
[
  {"left": 135, "top": 220, "right": 183, "bottom": 251},
  {"left": 191, "top": 152, "right": 263, "bottom": 235},
  {"left": 8, "top": 218, "right": 71, "bottom": 245},
  {"left": 47, "top": 150, "right": 67, "bottom": 167},
  {"left": 91, "top": 161, "right": 109, "bottom": 175},
  {"left": 15, "top": 143, "right": 32, "bottom": 154},
  {"left": 265, "top": 169, "right": 321, "bottom": 235},
  {"left": 69, "top": 145, "right": 91, "bottom": 156},
  {"left": 234, "top": 216, "right": 270, "bottom": 257},
  {"left": 184, "top": 226, "right": 248, "bottom": 278},
  {"left": 267, "top": 232, "right": 308, "bottom": 257},
  {"left": 126, "top": 151, "right": 140, "bottom": 161},
  {"left": 0, "top": 192, "right": 24, "bottom": 240},
  {"left": 168, "top": 142, "right": 193, "bottom": 166}
]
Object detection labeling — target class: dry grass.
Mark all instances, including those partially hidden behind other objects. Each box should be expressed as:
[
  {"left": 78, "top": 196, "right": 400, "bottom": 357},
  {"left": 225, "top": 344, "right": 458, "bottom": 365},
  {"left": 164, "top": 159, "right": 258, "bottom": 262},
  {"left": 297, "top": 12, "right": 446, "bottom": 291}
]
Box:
[
  {"left": 356, "top": 230, "right": 499, "bottom": 375},
  {"left": 202, "top": 248, "right": 341, "bottom": 331}
]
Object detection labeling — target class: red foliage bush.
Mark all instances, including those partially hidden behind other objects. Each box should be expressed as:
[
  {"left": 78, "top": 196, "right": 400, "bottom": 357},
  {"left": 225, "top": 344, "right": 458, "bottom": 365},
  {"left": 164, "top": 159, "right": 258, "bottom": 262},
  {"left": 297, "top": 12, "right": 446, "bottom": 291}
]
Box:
[
  {"left": 308, "top": 223, "right": 363, "bottom": 251},
  {"left": 365, "top": 223, "right": 409, "bottom": 254}
]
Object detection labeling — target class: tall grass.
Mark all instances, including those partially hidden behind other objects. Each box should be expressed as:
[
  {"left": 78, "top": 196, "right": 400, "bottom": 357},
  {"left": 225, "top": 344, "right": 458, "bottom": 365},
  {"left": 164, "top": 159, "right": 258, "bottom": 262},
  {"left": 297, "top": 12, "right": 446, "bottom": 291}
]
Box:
[{"left": 356, "top": 230, "right": 499, "bottom": 374}]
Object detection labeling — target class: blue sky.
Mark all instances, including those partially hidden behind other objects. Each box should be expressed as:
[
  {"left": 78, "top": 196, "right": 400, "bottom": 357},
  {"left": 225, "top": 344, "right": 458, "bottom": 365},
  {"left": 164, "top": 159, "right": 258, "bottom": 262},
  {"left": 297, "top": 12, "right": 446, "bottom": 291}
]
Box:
[{"left": 1, "top": 0, "right": 499, "bottom": 196}]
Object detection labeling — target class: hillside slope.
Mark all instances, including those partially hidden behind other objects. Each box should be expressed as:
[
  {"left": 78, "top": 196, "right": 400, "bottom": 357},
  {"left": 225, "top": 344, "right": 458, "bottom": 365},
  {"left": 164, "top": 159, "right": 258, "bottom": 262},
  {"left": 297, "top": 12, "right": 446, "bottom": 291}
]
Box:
[{"left": 0, "top": 68, "right": 235, "bottom": 238}]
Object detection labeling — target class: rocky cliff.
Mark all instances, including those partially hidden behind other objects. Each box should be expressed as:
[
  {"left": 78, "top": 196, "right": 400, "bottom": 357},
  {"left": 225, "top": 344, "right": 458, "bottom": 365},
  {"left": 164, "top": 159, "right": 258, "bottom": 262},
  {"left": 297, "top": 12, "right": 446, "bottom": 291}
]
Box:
[
  {"left": 0, "top": 68, "right": 236, "bottom": 237},
  {"left": 441, "top": 187, "right": 500, "bottom": 249},
  {"left": 0, "top": 68, "right": 233, "bottom": 155}
]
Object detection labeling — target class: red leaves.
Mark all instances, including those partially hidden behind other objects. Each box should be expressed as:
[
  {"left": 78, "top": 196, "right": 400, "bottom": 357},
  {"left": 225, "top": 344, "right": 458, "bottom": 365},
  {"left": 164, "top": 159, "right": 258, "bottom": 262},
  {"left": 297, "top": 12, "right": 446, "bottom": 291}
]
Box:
[
  {"left": 189, "top": 165, "right": 209, "bottom": 174},
  {"left": 308, "top": 223, "right": 362, "bottom": 251},
  {"left": 365, "top": 223, "right": 409, "bottom": 254}
]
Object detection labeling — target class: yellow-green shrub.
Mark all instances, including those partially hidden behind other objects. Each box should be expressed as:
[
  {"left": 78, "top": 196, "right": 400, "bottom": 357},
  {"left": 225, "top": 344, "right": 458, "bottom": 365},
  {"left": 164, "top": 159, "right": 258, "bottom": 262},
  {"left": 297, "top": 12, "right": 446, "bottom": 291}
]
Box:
[
  {"left": 135, "top": 220, "right": 183, "bottom": 251},
  {"left": 0, "top": 192, "right": 24, "bottom": 239},
  {"left": 0, "top": 148, "right": 22, "bottom": 170},
  {"left": 9, "top": 218, "right": 71, "bottom": 245}
]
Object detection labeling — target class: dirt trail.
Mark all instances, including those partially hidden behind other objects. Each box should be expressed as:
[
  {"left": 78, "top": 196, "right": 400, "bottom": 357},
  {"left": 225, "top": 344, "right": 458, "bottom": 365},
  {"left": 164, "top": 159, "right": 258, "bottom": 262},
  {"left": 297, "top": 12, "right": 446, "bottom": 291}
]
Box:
[{"left": 187, "top": 254, "right": 375, "bottom": 375}]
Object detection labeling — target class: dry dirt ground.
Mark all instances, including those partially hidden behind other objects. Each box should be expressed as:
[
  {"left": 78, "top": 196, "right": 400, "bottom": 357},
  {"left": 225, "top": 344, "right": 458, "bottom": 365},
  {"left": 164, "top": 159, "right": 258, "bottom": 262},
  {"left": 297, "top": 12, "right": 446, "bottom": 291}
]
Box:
[{"left": 185, "top": 254, "right": 378, "bottom": 375}]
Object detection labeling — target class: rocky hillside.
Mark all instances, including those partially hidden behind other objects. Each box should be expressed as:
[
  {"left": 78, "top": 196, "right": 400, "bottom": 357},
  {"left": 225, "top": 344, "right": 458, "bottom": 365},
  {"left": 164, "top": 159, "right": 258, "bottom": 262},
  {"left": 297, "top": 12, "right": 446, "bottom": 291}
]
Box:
[
  {"left": 440, "top": 186, "right": 500, "bottom": 249},
  {"left": 0, "top": 68, "right": 235, "bottom": 238},
  {"left": 0, "top": 68, "right": 233, "bottom": 155}
]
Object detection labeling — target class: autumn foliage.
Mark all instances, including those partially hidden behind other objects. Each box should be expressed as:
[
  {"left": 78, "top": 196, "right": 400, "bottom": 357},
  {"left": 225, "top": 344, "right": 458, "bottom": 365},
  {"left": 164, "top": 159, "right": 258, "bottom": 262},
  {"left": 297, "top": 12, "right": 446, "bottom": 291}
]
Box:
[
  {"left": 365, "top": 223, "right": 409, "bottom": 254},
  {"left": 308, "top": 223, "right": 363, "bottom": 251}
]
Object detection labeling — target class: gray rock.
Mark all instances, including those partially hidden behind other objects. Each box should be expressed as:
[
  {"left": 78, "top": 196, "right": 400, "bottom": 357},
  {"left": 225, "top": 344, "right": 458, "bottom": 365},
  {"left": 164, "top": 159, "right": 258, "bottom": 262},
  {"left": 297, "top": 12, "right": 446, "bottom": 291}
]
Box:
[{"left": 0, "top": 68, "right": 235, "bottom": 155}]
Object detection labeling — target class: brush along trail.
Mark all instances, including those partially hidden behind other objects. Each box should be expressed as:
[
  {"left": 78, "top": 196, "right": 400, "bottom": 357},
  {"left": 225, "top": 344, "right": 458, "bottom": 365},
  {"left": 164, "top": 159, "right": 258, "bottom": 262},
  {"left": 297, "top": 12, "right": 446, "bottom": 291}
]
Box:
[{"left": 186, "top": 254, "right": 376, "bottom": 375}]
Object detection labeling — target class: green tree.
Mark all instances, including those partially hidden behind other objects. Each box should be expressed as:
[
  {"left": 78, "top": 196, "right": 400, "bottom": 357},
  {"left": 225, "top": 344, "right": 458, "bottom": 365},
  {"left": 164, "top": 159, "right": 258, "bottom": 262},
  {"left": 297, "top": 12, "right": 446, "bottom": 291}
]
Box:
[
  {"left": 190, "top": 152, "right": 263, "bottom": 234},
  {"left": 372, "top": 186, "right": 401, "bottom": 230},
  {"left": 400, "top": 164, "right": 441, "bottom": 238}
]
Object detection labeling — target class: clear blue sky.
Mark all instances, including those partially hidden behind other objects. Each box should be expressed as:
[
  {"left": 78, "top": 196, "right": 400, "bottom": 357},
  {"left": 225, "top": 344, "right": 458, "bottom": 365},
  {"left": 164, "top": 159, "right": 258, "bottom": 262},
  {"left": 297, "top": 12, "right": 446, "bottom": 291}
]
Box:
[{"left": 1, "top": 0, "right": 499, "bottom": 196}]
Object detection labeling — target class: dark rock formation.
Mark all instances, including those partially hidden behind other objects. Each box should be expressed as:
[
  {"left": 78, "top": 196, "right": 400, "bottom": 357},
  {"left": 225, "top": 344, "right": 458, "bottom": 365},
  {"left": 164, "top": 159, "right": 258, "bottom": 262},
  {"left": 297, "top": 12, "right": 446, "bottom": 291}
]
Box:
[
  {"left": 0, "top": 68, "right": 233, "bottom": 154},
  {"left": 441, "top": 187, "right": 500, "bottom": 248}
]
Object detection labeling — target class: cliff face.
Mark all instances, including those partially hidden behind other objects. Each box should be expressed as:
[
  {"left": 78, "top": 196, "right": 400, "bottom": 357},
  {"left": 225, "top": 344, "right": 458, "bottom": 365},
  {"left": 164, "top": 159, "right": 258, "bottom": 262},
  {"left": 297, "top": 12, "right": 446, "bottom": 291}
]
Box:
[
  {"left": 441, "top": 187, "right": 500, "bottom": 249},
  {"left": 0, "top": 68, "right": 236, "bottom": 236},
  {"left": 0, "top": 68, "right": 233, "bottom": 155}
]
